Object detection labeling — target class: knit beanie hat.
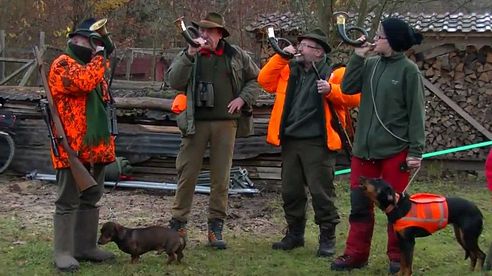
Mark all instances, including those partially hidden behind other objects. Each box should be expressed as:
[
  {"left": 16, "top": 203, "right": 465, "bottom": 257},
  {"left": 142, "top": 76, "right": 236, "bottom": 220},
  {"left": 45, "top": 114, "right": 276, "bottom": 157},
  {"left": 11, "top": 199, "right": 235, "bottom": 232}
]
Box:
[{"left": 381, "top": 18, "right": 423, "bottom": 52}]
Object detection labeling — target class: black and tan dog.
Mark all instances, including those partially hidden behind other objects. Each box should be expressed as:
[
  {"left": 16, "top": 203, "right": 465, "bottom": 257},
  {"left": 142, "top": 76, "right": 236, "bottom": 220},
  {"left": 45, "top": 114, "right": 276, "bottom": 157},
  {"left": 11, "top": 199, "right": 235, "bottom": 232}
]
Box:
[
  {"left": 359, "top": 176, "right": 485, "bottom": 276},
  {"left": 98, "top": 222, "right": 186, "bottom": 264}
]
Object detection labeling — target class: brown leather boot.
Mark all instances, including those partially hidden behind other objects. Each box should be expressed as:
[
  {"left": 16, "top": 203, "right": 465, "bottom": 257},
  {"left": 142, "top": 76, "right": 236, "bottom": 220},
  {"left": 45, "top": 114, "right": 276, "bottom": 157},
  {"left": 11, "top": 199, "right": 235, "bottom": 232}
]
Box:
[
  {"left": 208, "top": 218, "right": 227, "bottom": 249},
  {"left": 169, "top": 218, "right": 188, "bottom": 238},
  {"left": 53, "top": 213, "right": 80, "bottom": 272},
  {"left": 73, "top": 208, "right": 115, "bottom": 262}
]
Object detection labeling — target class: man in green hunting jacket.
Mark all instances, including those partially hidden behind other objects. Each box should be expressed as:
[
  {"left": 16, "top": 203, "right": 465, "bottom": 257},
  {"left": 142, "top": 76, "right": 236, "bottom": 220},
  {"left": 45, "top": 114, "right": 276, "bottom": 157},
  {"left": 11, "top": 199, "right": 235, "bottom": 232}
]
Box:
[{"left": 166, "top": 12, "right": 259, "bottom": 249}]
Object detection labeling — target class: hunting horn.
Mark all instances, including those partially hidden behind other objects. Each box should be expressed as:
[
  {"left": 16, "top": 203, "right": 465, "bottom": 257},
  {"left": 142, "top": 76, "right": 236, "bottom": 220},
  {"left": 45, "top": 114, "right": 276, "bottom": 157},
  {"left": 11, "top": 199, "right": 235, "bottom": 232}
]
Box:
[
  {"left": 266, "top": 26, "right": 295, "bottom": 59},
  {"left": 174, "top": 16, "right": 201, "bottom": 48},
  {"left": 88, "top": 18, "right": 114, "bottom": 51},
  {"left": 333, "top": 12, "right": 372, "bottom": 47},
  {"left": 90, "top": 18, "right": 109, "bottom": 35}
]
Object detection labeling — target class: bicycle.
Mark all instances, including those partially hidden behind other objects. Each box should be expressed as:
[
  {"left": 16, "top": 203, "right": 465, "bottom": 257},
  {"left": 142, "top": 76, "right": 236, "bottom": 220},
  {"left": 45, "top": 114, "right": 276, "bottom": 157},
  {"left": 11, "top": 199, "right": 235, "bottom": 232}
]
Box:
[{"left": 0, "top": 109, "right": 16, "bottom": 174}]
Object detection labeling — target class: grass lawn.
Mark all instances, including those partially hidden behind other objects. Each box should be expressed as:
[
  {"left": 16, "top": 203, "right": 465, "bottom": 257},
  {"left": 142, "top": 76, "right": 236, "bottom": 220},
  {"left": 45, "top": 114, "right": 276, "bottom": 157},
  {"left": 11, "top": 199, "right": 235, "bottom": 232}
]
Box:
[{"left": 0, "top": 175, "right": 490, "bottom": 276}]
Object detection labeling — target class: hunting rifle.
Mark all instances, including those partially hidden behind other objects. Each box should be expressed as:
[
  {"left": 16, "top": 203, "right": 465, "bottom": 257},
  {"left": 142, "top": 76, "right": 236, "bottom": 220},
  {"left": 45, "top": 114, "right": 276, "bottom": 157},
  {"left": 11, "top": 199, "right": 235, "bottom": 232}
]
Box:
[{"left": 312, "top": 61, "right": 353, "bottom": 162}]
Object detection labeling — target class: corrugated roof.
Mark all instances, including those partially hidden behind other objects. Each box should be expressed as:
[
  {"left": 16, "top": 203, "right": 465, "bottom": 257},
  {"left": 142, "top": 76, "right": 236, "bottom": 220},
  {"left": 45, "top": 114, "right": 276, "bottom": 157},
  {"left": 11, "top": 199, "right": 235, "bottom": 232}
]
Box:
[{"left": 245, "top": 12, "right": 492, "bottom": 33}]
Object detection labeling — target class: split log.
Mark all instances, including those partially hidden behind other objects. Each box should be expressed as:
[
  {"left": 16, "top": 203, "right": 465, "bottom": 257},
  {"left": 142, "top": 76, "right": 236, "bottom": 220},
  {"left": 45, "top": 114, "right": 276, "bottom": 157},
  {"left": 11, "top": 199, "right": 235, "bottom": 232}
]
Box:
[{"left": 114, "top": 97, "right": 173, "bottom": 112}]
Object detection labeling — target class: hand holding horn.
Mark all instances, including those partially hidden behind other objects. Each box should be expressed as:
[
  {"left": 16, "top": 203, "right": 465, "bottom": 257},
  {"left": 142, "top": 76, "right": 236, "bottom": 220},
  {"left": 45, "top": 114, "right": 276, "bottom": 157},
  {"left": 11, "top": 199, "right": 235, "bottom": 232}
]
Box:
[{"left": 89, "top": 18, "right": 115, "bottom": 56}]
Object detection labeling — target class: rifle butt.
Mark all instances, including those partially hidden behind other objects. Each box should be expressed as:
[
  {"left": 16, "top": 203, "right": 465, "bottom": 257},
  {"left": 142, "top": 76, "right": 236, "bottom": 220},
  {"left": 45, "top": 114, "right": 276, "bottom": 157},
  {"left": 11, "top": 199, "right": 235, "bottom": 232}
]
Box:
[{"left": 68, "top": 155, "right": 98, "bottom": 192}]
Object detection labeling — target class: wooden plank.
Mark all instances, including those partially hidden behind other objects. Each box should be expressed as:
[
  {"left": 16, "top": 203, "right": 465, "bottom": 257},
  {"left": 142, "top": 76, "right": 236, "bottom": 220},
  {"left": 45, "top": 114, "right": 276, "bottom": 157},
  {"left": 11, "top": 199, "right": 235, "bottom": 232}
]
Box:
[
  {"left": 118, "top": 123, "right": 180, "bottom": 134},
  {"left": 420, "top": 44, "right": 456, "bottom": 59},
  {"left": 0, "top": 57, "right": 33, "bottom": 63},
  {"left": 37, "top": 32, "right": 45, "bottom": 86},
  {"left": 114, "top": 96, "right": 173, "bottom": 111},
  {"left": 19, "top": 63, "right": 36, "bottom": 86},
  {"left": 125, "top": 49, "right": 132, "bottom": 80},
  {"left": 423, "top": 78, "right": 492, "bottom": 140},
  {"left": 39, "top": 32, "right": 45, "bottom": 51},
  {"left": 112, "top": 79, "right": 162, "bottom": 89},
  {"left": 0, "top": 85, "right": 44, "bottom": 94},
  {"left": 0, "top": 60, "right": 35, "bottom": 85},
  {"left": 0, "top": 30, "right": 4, "bottom": 81}
]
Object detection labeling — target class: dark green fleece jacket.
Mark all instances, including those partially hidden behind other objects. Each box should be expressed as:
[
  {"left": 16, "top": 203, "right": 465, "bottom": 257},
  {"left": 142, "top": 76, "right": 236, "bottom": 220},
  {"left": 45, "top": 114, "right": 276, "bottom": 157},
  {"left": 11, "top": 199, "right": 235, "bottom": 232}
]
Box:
[{"left": 342, "top": 53, "right": 425, "bottom": 159}]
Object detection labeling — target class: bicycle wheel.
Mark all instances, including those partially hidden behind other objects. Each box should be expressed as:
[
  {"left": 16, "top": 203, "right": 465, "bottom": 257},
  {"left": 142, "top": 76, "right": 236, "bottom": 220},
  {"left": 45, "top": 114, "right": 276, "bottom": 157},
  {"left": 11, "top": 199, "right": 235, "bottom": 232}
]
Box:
[{"left": 0, "top": 131, "right": 15, "bottom": 173}]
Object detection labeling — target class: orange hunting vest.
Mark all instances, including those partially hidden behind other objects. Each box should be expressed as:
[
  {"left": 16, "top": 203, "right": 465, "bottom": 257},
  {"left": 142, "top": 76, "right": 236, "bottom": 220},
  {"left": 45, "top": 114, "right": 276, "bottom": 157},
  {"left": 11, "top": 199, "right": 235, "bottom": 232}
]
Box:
[
  {"left": 394, "top": 193, "right": 448, "bottom": 234},
  {"left": 257, "top": 54, "right": 360, "bottom": 151}
]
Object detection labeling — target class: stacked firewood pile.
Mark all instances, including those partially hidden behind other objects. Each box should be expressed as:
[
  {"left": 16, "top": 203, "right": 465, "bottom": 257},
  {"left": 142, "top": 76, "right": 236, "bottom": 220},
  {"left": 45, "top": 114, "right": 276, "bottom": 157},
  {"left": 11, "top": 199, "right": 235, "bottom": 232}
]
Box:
[
  {"left": 408, "top": 45, "right": 492, "bottom": 160},
  {"left": 315, "top": 45, "right": 491, "bottom": 160}
]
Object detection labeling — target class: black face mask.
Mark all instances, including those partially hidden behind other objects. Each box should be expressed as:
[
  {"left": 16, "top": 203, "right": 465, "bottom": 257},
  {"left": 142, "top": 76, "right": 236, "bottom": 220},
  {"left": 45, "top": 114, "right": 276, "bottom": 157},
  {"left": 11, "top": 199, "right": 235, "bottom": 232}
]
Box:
[{"left": 68, "top": 42, "right": 93, "bottom": 63}]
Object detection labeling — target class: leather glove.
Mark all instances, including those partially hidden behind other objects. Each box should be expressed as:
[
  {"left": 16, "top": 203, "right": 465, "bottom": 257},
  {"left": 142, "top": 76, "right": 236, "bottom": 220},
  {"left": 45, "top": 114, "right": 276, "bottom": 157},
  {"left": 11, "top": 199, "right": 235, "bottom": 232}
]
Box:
[{"left": 406, "top": 156, "right": 422, "bottom": 169}]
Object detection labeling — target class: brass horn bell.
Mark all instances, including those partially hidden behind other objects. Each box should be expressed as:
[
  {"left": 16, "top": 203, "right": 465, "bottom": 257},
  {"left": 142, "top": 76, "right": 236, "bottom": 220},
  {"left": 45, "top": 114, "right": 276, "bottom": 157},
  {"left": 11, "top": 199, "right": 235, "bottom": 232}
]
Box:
[
  {"left": 90, "top": 18, "right": 109, "bottom": 36},
  {"left": 88, "top": 18, "right": 115, "bottom": 54},
  {"left": 333, "top": 12, "right": 370, "bottom": 47}
]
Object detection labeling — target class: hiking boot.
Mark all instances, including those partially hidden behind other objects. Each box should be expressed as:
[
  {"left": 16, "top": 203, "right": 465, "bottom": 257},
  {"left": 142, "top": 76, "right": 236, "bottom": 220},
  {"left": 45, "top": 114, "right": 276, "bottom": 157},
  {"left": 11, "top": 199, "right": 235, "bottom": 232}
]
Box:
[
  {"left": 208, "top": 218, "right": 227, "bottom": 249},
  {"left": 317, "top": 224, "right": 336, "bottom": 257},
  {"left": 389, "top": 260, "right": 400, "bottom": 274},
  {"left": 272, "top": 220, "right": 305, "bottom": 250},
  {"left": 330, "top": 255, "right": 368, "bottom": 271},
  {"left": 169, "top": 218, "right": 188, "bottom": 238}
]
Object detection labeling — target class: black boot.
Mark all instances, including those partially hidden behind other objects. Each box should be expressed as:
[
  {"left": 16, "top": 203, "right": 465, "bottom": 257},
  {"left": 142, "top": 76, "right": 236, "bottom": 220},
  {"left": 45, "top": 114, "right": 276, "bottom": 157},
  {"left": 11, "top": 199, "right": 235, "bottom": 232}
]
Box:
[
  {"left": 169, "top": 218, "right": 188, "bottom": 238},
  {"left": 272, "top": 220, "right": 305, "bottom": 250},
  {"left": 73, "top": 208, "right": 115, "bottom": 262},
  {"left": 208, "top": 218, "right": 227, "bottom": 249},
  {"left": 317, "top": 224, "right": 336, "bottom": 257}
]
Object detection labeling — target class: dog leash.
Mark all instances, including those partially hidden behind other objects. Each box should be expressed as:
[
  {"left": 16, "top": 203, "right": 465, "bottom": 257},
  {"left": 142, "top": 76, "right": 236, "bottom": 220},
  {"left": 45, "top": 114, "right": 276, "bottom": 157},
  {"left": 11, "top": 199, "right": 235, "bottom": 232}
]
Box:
[{"left": 402, "top": 166, "right": 421, "bottom": 194}]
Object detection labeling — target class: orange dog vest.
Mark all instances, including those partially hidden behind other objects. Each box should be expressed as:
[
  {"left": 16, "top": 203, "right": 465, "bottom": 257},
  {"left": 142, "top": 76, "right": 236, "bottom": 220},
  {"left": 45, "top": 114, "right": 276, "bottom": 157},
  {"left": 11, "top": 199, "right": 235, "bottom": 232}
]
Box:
[{"left": 394, "top": 193, "right": 448, "bottom": 234}]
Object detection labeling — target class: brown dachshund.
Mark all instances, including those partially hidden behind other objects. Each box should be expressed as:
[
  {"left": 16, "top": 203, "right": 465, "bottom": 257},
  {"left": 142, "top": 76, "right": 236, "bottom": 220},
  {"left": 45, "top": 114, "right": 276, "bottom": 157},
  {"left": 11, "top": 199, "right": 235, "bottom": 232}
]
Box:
[
  {"left": 359, "top": 176, "right": 485, "bottom": 276},
  {"left": 98, "top": 222, "right": 186, "bottom": 264}
]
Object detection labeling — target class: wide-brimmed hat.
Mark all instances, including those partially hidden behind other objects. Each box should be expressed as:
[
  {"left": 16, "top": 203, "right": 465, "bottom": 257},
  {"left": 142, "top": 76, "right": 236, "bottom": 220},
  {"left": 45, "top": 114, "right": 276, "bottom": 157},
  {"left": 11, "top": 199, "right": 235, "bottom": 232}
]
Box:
[
  {"left": 192, "top": 12, "right": 230, "bottom": 38},
  {"left": 68, "top": 18, "right": 97, "bottom": 38},
  {"left": 297, "top": 28, "right": 331, "bottom": 53}
]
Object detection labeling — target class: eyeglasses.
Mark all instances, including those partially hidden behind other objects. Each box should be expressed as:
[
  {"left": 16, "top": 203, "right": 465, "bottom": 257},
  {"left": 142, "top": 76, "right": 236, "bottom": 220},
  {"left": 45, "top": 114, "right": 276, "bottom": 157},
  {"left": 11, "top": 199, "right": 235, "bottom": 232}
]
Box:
[
  {"left": 374, "top": 34, "right": 387, "bottom": 40},
  {"left": 297, "top": 42, "right": 321, "bottom": 50}
]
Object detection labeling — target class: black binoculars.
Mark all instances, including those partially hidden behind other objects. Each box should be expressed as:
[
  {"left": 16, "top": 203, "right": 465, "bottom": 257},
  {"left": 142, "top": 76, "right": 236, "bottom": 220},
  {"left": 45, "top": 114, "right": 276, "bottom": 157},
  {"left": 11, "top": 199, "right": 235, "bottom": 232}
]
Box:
[{"left": 196, "top": 81, "right": 215, "bottom": 108}]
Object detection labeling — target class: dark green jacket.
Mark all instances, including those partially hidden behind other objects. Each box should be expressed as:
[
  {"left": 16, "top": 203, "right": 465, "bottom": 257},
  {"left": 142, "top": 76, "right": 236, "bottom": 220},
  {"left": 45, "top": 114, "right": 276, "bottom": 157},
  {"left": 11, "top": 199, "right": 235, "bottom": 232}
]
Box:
[
  {"left": 166, "top": 41, "right": 260, "bottom": 137},
  {"left": 342, "top": 53, "right": 425, "bottom": 159}
]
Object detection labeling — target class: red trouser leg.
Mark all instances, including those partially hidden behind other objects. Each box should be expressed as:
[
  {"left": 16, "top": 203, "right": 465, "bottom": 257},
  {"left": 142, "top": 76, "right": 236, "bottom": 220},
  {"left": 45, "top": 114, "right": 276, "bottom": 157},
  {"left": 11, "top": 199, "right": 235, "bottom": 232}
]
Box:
[
  {"left": 344, "top": 150, "right": 410, "bottom": 263},
  {"left": 343, "top": 156, "right": 381, "bottom": 262},
  {"left": 381, "top": 150, "right": 410, "bottom": 262}
]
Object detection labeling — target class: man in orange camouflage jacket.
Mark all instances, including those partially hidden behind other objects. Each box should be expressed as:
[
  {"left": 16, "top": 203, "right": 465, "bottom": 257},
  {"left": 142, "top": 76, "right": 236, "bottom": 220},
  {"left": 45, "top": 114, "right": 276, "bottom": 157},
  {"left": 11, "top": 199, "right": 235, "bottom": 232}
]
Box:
[
  {"left": 48, "top": 18, "right": 115, "bottom": 272},
  {"left": 258, "top": 28, "right": 360, "bottom": 258}
]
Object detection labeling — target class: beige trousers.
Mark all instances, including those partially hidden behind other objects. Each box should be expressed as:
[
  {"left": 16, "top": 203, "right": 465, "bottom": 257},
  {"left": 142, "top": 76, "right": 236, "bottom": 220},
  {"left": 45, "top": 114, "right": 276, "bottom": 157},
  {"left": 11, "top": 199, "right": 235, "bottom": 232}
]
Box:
[{"left": 172, "top": 120, "right": 237, "bottom": 221}]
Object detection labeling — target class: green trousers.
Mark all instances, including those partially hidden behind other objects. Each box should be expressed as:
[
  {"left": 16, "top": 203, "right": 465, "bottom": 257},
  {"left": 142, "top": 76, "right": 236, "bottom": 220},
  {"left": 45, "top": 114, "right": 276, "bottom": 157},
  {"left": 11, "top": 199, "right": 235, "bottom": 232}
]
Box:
[
  {"left": 172, "top": 120, "right": 237, "bottom": 221},
  {"left": 55, "top": 164, "right": 106, "bottom": 215},
  {"left": 281, "top": 137, "right": 340, "bottom": 226}
]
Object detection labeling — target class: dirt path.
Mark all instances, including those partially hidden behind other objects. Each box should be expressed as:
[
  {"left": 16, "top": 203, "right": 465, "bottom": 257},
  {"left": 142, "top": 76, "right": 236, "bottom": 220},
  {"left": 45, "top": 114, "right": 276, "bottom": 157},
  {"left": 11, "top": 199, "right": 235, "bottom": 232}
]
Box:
[{"left": 0, "top": 173, "right": 280, "bottom": 239}]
